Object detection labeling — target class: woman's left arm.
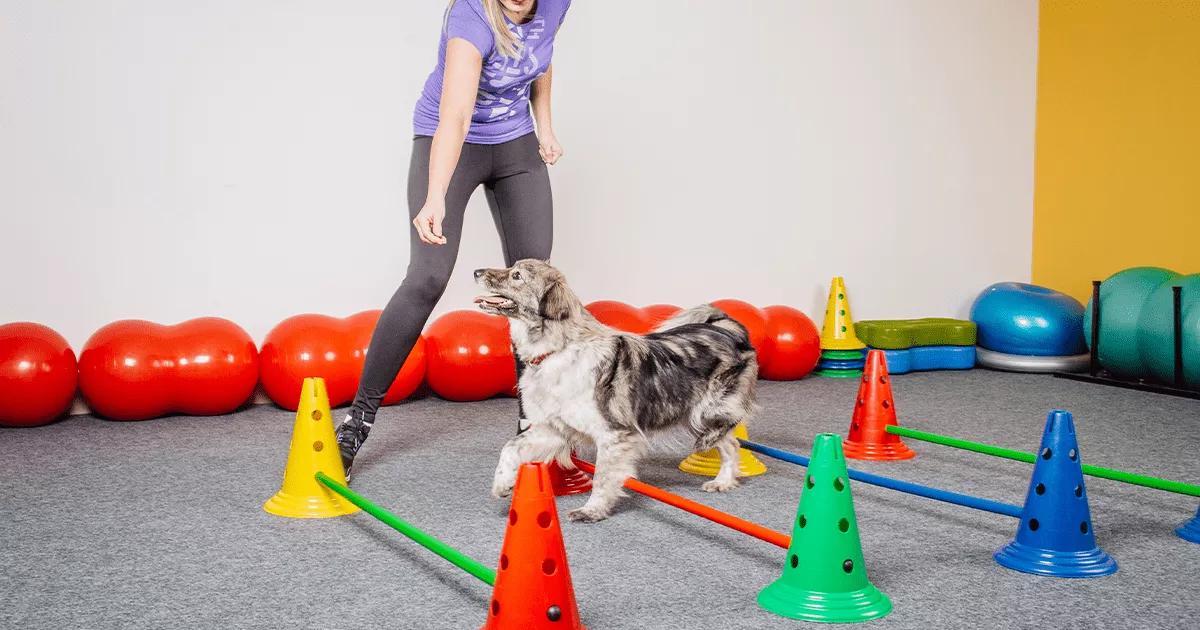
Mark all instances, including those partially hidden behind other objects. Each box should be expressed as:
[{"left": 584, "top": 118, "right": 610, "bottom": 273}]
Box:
[{"left": 531, "top": 64, "right": 562, "bottom": 165}]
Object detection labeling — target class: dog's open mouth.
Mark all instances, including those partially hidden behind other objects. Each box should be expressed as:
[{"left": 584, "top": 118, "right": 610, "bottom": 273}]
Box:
[{"left": 474, "top": 294, "right": 515, "bottom": 311}]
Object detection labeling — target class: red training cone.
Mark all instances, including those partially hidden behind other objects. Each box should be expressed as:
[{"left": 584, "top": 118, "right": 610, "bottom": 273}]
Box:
[
  {"left": 843, "top": 350, "right": 916, "bottom": 461},
  {"left": 482, "top": 463, "right": 587, "bottom": 630},
  {"left": 547, "top": 457, "right": 592, "bottom": 496}
]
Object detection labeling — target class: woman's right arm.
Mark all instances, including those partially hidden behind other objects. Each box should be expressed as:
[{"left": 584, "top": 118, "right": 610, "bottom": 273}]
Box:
[{"left": 413, "top": 38, "right": 483, "bottom": 245}]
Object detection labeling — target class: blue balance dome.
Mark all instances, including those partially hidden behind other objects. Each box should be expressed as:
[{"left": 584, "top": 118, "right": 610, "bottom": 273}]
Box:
[{"left": 970, "top": 282, "right": 1087, "bottom": 356}]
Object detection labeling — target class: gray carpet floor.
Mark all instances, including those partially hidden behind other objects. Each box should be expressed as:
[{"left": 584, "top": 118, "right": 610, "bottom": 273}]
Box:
[{"left": 2, "top": 370, "right": 1198, "bottom": 629}]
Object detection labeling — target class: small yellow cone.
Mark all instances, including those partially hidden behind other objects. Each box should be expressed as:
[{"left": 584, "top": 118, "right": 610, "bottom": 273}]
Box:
[
  {"left": 263, "top": 377, "right": 360, "bottom": 518},
  {"left": 678, "top": 423, "right": 767, "bottom": 477},
  {"left": 819, "top": 276, "right": 866, "bottom": 350}
]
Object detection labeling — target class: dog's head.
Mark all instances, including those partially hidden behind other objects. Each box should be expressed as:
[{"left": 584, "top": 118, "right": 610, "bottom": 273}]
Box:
[{"left": 474, "top": 259, "right": 580, "bottom": 323}]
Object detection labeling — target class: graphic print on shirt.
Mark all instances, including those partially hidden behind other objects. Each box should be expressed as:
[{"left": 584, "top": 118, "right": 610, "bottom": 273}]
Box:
[{"left": 476, "top": 16, "right": 548, "bottom": 122}]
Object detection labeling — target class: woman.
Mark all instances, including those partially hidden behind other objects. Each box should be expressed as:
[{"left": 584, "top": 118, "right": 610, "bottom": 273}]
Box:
[{"left": 336, "top": 0, "right": 571, "bottom": 480}]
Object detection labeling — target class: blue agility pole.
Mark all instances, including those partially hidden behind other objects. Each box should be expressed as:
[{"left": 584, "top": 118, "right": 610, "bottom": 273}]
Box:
[{"left": 741, "top": 440, "right": 1023, "bottom": 519}]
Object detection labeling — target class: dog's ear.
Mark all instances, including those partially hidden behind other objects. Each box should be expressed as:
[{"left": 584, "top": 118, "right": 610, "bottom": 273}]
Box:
[{"left": 539, "top": 280, "right": 573, "bottom": 320}]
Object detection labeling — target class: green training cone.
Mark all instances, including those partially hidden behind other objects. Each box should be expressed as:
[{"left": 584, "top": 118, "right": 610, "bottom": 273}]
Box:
[{"left": 758, "top": 434, "right": 892, "bottom": 623}]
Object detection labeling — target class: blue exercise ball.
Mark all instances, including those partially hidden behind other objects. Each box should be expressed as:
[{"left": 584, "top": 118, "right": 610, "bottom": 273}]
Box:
[{"left": 970, "top": 282, "right": 1086, "bottom": 356}]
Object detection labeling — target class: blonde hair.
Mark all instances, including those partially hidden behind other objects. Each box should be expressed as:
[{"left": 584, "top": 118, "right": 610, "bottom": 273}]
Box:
[{"left": 446, "top": 0, "right": 524, "bottom": 60}]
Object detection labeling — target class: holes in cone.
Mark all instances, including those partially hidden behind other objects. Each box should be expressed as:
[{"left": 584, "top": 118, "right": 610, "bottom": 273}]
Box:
[
  {"left": 508, "top": 509, "right": 518, "bottom": 526},
  {"left": 312, "top": 441, "right": 324, "bottom": 452},
  {"left": 790, "top": 554, "right": 799, "bottom": 568},
  {"left": 537, "top": 511, "right": 552, "bottom": 528},
  {"left": 500, "top": 554, "right": 509, "bottom": 570},
  {"left": 1029, "top": 518, "right": 1040, "bottom": 531},
  {"left": 1080, "top": 521, "right": 1089, "bottom": 534},
  {"left": 838, "top": 293, "right": 845, "bottom": 300},
  {"left": 838, "top": 518, "right": 849, "bottom": 533},
  {"left": 840, "top": 309, "right": 846, "bottom": 316},
  {"left": 311, "top": 410, "right": 322, "bottom": 421},
  {"left": 881, "top": 400, "right": 891, "bottom": 410},
  {"left": 841, "top": 325, "right": 847, "bottom": 333},
  {"left": 879, "top": 375, "right": 888, "bottom": 384},
  {"left": 842, "top": 559, "right": 854, "bottom": 573},
  {"left": 491, "top": 600, "right": 500, "bottom": 616},
  {"left": 857, "top": 398, "right": 866, "bottom": 406},
  {"left": 1035, "top": 483, "right": 1045, "bottom": 496},
  {"left": 852, "top": 422, "right": 860, "bottom": 431},
  {"left": 833, "top": 477, "right": 845, "bottom": 492},
  {"left": 542, "top": 558, "right": 557, "bottom": 575},
  {"left": 861, "top": 375, "right": 869, "bottom": 384},
  {"left": 799, "top": 514, "right": 807, "bottom": 528},
  {"left": 1041, "top": 447, "right": 1053, "bottom": 460},
  {"left": 1069, "top": 448, "right": 1078, "bottom": 461},
  {"left": 806, "top": 475, "right": 814, "bottom": 490},
  {"left": 1074, "top": 485, "right": 1083, "bottom": 498},
  {"left": 547, "top": 605, "right": 562, "bottom": 622}
]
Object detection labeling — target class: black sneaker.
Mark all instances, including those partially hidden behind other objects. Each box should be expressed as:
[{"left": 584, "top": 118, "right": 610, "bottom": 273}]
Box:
[{"left": 335, "top": 410, "right": 373, "bottom": 482}]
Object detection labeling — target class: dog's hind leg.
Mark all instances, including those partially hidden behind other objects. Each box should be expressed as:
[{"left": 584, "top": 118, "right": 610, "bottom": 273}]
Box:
[
  {"left": 701, "top": 430, "right": 741, "bottom": 493},
  {"left": 491, "top": 423, "right": 569, "bottom": 498},
  {"left": 567, "top": 432, "right": 646, "bottom": 523}
]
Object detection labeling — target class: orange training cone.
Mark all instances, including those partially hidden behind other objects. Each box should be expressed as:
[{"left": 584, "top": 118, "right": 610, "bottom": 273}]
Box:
[
  {"left": 482, "top": 463, "right": 586, "bottom": 630},
  {"left": 842, "top": 350, "right": 916, "bottom": 461},
  {"left": 264, "top": 377, "right": 360, "bottom": 518}
]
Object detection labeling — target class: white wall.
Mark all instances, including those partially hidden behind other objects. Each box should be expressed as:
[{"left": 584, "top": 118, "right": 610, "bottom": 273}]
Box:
[{"left": 0, "top": 0, "right": 1038, "bottom": 349}]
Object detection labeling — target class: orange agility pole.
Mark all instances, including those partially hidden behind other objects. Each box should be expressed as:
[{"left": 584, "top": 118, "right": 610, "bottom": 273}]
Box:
[{"left": 571, "top": 457, "right": 790, "bottom": 549}]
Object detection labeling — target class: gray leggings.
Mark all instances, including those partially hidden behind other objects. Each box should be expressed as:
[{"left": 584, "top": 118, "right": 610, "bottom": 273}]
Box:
[{"left": 351, "top": 132, "right": 552, "bottom": 418}]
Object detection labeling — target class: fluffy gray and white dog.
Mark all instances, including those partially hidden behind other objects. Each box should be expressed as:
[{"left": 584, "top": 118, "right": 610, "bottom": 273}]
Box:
[{"left": 474, "top": 259, "right": 759, "bottom": 523}]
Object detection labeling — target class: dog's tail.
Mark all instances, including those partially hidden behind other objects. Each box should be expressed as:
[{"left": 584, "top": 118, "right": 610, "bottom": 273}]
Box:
[{"left": 656, "top": 304, "right": 753, "bottom": 345}]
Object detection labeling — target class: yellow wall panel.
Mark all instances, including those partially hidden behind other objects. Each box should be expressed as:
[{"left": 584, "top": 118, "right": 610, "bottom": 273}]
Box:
[{"left": 1033, "top": 0, "right": 1200, "bottom": 301}]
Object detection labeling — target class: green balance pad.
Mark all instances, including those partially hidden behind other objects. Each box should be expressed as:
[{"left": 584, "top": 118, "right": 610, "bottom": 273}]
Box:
[{"left": 855, "top": 318, "right": 976, "bottom": 350}]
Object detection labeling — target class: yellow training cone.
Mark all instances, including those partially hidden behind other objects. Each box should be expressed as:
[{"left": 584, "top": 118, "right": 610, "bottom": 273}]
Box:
[
  {"left": 678, "top": 423, "right": 767, "bottom": 478},
  {"left": 819, "top": 276, "right": 866, "bottom": 350},
  {"left": 263, "top": 377, "right": 360, "bottom": 518}
]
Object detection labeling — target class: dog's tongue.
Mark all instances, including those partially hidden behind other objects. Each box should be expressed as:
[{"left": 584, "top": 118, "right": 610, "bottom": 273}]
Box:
[{"left": 474, "top": 295, "right": 509, "bottom": 306}]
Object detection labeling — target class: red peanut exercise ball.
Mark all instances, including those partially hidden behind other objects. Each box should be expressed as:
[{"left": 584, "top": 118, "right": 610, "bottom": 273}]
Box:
[
  {"left": 259, "top": 311, "right": 426, "bottom": 411},
  {"left": 711, "top": 299, "right": 769, "bottom": 358},
  {"left": 0, "top": 323, "right": 78, "bottom": 428},
  {"left": 425, "top": 310, "right": 516, "bottom": 401},
  {"left": 760, "top": 305, "right": 820, "bottom": 380},
  {"left": 166, "top": 318, "right": 260, "bottom": 415},
  {"left": 78, "top": 318, "right": 258, "bottom": 421},
  {"left": 585, "top": 300, "right": 651, "bottom": 333},
  {"left": 260, "top": 313, "right": 359, "bottom": 410},
  {"left": 643, "top": 304, "right": 683, "bottom": 331}
]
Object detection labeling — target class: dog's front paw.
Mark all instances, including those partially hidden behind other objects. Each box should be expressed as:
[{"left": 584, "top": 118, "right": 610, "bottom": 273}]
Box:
[
  {"left": 702, "top": 478, "right": 740, "bottom": 493},
  {"left": 491, "top": 466, "right": 517, "bottom": 499},
  {"left": 566, "top": 506, "right": 609, "bottom": 523}
]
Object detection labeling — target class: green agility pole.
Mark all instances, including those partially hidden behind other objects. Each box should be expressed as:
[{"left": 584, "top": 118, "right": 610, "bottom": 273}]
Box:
[
  {"left": 315, "top": 472, "right": 497, "bottom": 585},
  {"left": 886, "top": 426, "right": 1200, "bottom": 498}
]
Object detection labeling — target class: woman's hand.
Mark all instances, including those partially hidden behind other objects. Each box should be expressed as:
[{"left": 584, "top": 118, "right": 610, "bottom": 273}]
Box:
[
  {"left": 539, "top": 131, "right": 564, "bottom": 165},
  {"left": 412, "top": 197, "right": 448, "bottom": 245}
]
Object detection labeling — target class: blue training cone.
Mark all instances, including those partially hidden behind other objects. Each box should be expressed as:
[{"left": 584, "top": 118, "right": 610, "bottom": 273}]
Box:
[
  {"left": 994, "top": 410, "right": 1118, "bottom": 578},
  {"left": 1177, "top": 507, "right": 1200, "bottom": 544}
]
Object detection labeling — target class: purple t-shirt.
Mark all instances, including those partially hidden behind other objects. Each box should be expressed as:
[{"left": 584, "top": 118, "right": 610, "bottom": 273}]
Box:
[{"left": 413, "top": 0, "right": 571, "bottom": 144}]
